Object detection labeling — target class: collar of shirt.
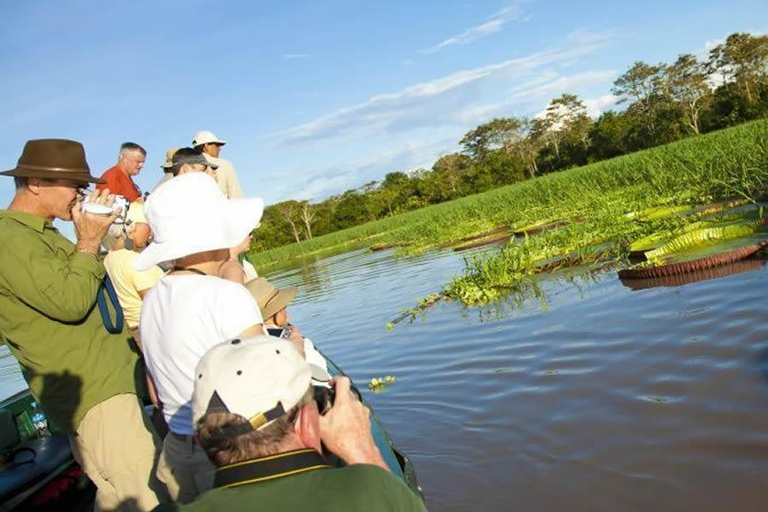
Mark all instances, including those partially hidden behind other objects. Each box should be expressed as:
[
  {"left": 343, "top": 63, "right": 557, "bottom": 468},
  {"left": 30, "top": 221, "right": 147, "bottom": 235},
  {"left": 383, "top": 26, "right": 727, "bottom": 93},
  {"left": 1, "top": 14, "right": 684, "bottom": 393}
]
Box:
[
  {"left": 213, "top": 448, "right": 331, "bottom": 489},
  {"left": 0, "top": 209, "right": 52, "bottom": 233}
]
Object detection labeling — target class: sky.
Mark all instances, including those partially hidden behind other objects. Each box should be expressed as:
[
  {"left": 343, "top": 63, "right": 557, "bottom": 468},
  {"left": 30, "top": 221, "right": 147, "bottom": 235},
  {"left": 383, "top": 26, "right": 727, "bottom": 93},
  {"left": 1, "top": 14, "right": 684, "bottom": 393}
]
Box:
[{"left": 1, "top": 0, "right": 766, "bottom": 221}]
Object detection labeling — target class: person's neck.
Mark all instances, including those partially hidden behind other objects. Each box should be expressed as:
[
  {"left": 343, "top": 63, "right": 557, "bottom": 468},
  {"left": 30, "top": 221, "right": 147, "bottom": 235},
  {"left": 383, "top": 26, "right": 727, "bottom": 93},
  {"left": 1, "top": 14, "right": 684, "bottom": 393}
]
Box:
[
  {"left": 174, "top": 249, "right": 230, "bottom": 276},
  {"left": 8, "top": 192, "right": 53, "bottom": 220},
  {"left": 117, "top": 163, "right": 131, "bottom": 177}
]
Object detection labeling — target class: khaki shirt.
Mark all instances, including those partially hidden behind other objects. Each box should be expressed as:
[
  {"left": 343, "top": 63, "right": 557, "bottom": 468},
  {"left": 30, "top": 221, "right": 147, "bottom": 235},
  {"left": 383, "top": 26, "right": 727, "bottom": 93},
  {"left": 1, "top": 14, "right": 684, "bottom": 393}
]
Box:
[
  {"left": 204, "top": 154, "right": 244, "bottom": 199},
  {"left": 0, "top": 210, "right": 140, "bottom": 433}
]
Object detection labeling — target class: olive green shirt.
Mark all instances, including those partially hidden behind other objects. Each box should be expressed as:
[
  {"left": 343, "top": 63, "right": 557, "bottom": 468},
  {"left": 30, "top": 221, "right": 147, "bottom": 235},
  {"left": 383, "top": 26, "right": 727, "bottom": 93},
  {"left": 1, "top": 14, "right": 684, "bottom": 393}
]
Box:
[
  {"left": 0, "top": 210, "right": 140, "bottom": 433},
  {"left": 155, "top": 462, "right": 427, "bottom": 512}
]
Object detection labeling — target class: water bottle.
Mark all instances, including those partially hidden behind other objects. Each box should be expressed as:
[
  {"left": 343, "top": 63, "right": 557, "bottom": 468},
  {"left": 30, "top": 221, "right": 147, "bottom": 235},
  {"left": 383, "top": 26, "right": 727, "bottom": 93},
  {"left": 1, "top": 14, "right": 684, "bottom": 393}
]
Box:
[{"left": 30, "top": 401, "right": 51, "bottom": 438}]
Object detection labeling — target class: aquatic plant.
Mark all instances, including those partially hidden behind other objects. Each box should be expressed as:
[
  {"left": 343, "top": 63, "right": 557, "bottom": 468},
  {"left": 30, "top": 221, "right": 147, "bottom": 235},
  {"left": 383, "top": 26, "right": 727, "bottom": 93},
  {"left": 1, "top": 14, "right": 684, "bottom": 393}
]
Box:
[{"left": 252, "top": 120, "right": 768, "bottom": 308}]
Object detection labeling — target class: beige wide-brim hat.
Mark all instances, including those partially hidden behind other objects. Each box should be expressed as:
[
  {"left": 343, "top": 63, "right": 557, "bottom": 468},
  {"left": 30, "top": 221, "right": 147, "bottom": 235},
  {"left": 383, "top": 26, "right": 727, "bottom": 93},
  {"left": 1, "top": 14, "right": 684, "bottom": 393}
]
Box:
[
  {"left": 245, "top": 278, "right": 298, "bottom": 320},
  {"left": 192, "top": 130, "right": 227, "bottom": 147},
  {"left": 161, "top": 148, "right": 180, "bottom": 170},
  {"left": 134, "top": 173, "right": 263, "bottom": 270}
]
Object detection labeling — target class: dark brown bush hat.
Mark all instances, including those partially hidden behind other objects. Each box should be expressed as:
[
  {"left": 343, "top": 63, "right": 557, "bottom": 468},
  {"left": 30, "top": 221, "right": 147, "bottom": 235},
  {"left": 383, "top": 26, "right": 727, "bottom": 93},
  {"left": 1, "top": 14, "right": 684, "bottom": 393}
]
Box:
[{"left": 1, "top": 139, "right": 104, "bottom": 184}]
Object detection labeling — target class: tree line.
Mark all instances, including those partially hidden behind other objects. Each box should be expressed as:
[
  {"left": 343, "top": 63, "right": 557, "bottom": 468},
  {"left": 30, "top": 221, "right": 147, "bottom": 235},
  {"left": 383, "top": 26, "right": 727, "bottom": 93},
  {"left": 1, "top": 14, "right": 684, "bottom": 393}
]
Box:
[{"left": 252, "top": 32, "right": 768, "bottom": 252}]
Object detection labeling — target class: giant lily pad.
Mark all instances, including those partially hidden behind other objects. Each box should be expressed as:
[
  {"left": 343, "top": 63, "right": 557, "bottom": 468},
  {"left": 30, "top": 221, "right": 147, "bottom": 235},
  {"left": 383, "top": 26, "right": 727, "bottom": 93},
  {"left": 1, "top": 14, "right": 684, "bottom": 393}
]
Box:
[
  {"left": 627, "top": 198, "right": 750, "bottom": 223},
  {"left": 619, "top": 217, "right": 768, "bottom": 279},
  {"left": 620, "top": 259, "right": 765, "bottom": 290},
  {"left": 628, "top": 205, "right": 765, "bottom": 260}
]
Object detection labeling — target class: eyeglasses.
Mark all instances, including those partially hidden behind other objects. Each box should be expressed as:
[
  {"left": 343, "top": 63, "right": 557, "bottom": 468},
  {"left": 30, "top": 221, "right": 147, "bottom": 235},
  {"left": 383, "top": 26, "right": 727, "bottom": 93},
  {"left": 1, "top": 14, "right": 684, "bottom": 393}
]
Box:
[{"left": 51, "top": 179, "right": 87, "bottom": 193}]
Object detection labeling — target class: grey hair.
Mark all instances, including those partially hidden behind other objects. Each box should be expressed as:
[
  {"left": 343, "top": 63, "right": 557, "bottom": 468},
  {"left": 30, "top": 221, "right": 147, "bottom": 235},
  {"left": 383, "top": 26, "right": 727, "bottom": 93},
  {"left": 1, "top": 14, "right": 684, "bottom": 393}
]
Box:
[
  {"left": 119, "top": 142, "right": 146, "bottom": 159},
  {"left": 196, "top": 388, "right": 314, "bottom": 466},
  {"left": 102, "top": 222, "right": 136, "bottom": 251}
]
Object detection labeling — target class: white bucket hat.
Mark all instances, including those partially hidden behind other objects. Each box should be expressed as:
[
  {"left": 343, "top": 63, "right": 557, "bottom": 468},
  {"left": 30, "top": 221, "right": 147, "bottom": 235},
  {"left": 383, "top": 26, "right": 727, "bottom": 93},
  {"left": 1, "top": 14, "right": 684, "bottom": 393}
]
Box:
[
  {"left": 134, "top": 173, "right": 263, "bottom": 270},
  {"left": 192, "top": 335, "right": 311, "bottom": 430},
  {"left": 193, "top": 130, "right": 227, "bottom": 147}
]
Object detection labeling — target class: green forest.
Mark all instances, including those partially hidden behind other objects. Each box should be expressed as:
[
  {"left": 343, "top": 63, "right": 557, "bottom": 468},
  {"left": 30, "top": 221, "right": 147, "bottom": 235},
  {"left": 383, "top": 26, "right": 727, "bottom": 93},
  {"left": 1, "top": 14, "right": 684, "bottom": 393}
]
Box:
[{"left": 252, "top": 32, "right": 768, "bottom": 252}]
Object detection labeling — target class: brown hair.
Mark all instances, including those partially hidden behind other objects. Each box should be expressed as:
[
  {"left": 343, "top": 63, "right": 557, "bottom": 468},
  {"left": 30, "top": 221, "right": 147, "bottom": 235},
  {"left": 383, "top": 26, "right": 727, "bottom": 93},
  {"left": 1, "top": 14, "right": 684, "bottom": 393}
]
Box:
[{"left": 196, "top": 389, "right": 313, "bottom": 466}]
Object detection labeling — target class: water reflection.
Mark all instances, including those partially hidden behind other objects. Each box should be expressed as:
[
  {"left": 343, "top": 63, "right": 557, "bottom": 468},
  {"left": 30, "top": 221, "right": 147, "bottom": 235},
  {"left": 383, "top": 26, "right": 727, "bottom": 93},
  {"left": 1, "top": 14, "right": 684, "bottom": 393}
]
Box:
[{"left": 264, "top": 245, "right": 768, "bottom": 512}]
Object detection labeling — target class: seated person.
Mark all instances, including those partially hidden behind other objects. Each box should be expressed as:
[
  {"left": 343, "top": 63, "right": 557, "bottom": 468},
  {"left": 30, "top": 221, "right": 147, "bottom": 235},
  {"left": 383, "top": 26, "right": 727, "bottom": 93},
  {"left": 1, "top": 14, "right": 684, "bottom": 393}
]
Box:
[
  {"left": 102, "top": 202, "right": 163, "bottom": 346},
  {"left": 152, "top": 147, "right": 179, "bottom": 192},
  {"left": 245, "top": 277, "right": 329, "bottom": 378},
  {"left": 153, "top": 335, "right": 427, "bottom": 511},
  {"left": 137, "top": 173, "right": 265, "bottom": 504}
]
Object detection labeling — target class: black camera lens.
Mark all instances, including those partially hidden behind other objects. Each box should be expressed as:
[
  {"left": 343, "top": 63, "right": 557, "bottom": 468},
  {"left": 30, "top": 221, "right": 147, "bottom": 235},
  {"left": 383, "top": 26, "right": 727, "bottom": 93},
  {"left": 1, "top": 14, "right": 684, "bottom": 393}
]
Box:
[{"left": 313, "top": 386, "right": 335, "bottom": 415}]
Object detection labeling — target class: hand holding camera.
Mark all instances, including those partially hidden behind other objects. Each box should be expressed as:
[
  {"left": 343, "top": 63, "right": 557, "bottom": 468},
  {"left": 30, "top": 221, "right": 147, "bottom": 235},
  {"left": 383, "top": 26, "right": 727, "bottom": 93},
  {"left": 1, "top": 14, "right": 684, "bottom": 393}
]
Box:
[
  {"left": 72, "top": 188, "right": 123, "bottom": 256},
  {"left": 82, "top": 194, "right": 129, "bottom": 223},
  {"left": 318, "top": 377, "right": 389, "bottom": 472}
]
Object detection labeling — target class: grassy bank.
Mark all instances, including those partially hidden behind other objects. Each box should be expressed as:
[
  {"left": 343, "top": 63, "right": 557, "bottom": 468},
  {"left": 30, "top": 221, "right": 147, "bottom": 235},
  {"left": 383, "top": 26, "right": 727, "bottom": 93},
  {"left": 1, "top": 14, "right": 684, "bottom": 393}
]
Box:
[{"left": 250, "top": 119, "right": 768, "bottom": 302}]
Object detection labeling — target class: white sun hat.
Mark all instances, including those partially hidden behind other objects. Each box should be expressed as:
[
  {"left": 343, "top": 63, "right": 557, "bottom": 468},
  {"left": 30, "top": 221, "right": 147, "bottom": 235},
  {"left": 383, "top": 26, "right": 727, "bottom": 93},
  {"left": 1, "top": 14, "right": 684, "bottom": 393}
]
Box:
[
  {"left": 192, "top": 130, "right": 227, "bottom": 147},
  {"left": 192, "top": 335, "right": 312, "bottom": 430},
  {"left": 134, "top": 173, "right": 263, "bottom": 270}
]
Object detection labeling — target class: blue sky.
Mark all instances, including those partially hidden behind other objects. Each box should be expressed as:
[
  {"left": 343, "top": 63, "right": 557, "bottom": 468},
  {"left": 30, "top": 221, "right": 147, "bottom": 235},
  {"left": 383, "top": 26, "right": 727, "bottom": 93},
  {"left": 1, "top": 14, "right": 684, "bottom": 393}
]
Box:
[{"left": 1, "top": 0, "right": 765, "bottom": 219}]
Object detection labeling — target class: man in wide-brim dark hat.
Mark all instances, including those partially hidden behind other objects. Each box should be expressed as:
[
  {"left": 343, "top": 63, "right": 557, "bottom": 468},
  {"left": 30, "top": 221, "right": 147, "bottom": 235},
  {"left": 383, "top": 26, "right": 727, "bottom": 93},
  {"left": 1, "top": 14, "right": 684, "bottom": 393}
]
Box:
[{"left": 0, "top": 139, "right": 168, "bottom": 511}]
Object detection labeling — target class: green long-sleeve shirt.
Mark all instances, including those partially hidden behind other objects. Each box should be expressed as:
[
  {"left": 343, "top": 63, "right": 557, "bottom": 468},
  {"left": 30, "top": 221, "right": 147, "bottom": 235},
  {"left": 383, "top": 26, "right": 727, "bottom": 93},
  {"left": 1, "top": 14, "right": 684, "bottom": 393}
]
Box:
[{"left": 0, "top": 209, "right": 140, "bottom": 433}]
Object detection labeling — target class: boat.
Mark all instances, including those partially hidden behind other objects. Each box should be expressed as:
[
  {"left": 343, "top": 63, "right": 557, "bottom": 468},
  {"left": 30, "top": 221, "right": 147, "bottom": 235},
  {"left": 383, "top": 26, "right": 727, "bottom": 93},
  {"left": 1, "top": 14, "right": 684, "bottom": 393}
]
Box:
[{"left": 0, "top": 352, "right": 423, "bottom": 510}]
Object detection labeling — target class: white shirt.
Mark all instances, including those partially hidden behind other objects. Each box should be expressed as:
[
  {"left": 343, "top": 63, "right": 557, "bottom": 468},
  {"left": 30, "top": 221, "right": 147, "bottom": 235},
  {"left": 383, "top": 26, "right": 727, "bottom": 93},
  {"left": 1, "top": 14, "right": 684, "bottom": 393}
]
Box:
[
  {"left": 204, "top": 154, "right": 243, "bottom": 199},
  {"left": 140, "top": 275, "right": 263, "bottom": 434}
]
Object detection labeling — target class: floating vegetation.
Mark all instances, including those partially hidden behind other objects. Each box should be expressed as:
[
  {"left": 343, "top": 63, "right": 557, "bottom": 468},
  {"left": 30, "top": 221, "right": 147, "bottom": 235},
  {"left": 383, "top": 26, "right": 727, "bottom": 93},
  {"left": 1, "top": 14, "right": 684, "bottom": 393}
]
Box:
[
  {"left": 452, "top": 231, "right": 512, "bottom": 252},
  {"left": 619, "top": 259, "right": 766, "bottom": 290},
  {"left": 619, "top": 217, "right": 768, "bottom": 279},
  {"left": 371, "top": 239, "right": 414, "bottom": 252},
  {"left": 368, "top": 375, "right": 396, "bottom": 392},
  {"left": 251, "top": 120, "right": 768, "bottom": 312},
  {"left": 388, "top": 293, "right": 444, "bottom": 328},
  {"left": 512, "top": 218, "right": 571, "bottom": 237}
]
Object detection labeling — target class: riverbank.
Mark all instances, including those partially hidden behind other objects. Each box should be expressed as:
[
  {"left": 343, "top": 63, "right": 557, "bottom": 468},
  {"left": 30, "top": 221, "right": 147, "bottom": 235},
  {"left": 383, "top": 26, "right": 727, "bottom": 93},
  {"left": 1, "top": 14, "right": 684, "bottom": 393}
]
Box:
[{"left": 250, "top": 119, "right": 768, "bottom": 303}]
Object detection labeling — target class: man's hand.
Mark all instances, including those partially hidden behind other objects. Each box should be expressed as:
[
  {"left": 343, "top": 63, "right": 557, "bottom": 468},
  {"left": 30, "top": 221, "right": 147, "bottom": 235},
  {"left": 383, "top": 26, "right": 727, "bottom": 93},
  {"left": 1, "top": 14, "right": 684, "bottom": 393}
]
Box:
[
  {"left": 319, "top": 377, "right": 389, "bottom": 472},
  {"left": 286, "top": 325, "right": 306, "bottom": 358},
  {"left": 72, "top": 188, "right": 120, "bottom": 256}
]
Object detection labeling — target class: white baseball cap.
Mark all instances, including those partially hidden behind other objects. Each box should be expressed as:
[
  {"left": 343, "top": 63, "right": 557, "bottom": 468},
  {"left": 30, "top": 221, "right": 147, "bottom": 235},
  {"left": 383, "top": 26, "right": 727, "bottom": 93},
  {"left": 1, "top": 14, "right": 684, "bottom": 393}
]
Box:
[
  {"left": 192, "top": 335, "right": 312, "bottom": 430},
  {"left": 134, "top": 172, "right": 263, "bottom": 270},
  {"left": 193, "top": 130, "right": 227, "bottom": 147}
]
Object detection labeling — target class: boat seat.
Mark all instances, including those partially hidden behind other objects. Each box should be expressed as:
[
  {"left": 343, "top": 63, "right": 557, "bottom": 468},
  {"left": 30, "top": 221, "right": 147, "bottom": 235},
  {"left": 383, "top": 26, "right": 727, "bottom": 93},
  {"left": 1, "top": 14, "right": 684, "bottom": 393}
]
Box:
[{"left": 0, "top": 434, "right": 74, "bottom": 505}]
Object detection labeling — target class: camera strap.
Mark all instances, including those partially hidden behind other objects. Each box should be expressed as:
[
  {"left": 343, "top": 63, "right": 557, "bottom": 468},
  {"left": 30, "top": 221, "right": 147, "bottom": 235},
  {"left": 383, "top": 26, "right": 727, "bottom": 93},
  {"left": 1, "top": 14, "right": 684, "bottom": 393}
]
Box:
[
  {"left": 213, "top": 448, "right": 330, "bottom": 489},
  {"left": 97, "top": 275, "right": 125, "bottom": 334}
]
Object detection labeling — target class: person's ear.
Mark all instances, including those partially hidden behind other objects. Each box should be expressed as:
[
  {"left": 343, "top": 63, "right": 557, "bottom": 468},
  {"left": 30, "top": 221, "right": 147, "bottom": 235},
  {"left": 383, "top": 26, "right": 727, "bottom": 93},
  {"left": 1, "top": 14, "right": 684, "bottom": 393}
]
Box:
[
  {"left": 26, "top": 178, "right": 44, "bottom": 195},
  {"left": 294, "top": 403, "right": 322, "bottom": 452}
]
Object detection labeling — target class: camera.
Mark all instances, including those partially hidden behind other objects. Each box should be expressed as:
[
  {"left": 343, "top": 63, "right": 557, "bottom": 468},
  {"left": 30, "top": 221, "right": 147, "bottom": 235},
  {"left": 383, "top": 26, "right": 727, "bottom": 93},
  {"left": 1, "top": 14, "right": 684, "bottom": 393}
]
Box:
[
  {"left": 313, "top": 385, "right": 335, "bottom": 416},
  {"left": 82, "top": 195, "right": 129, "bottom": 223},
  {"left": 266, "top": 325, "right": 293, "bottom": 340}
]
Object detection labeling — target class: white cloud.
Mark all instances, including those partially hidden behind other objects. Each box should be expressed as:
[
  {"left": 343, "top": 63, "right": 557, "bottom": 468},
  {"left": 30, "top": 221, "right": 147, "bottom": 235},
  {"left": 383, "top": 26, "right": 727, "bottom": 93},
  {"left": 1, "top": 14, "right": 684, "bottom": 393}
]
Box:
[
  {"left": 269, "top": 30, "right": 617, "bottom": 148},
  {"left": 272, "top": 137, "right": 457, "bottom": 202},
  {"left": 283, "top": 53, "right": 310, "bottom": 60},
  {"left": 421, "top": 2, "right": 529, "bottom": 54},
  {"left": 452, "top": 70, "right": 616, "bottom": 124},
  {"left": 583, "top": 94, "right": 618, "bottom": 118}
]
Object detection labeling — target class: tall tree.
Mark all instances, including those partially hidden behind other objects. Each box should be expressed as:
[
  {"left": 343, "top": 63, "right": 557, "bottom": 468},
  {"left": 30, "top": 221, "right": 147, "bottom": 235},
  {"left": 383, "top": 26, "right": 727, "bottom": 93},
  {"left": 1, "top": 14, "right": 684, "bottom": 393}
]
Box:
[
  {"left": 299, "top": 201, "right": 316, "bottom": 240},
  {"left": 612, "top": 61, "right": 665, "bottom": 132},
  {"left": 665, "top": 54, "right": 711, "bottom": 135},
  {"left": 432, "top": 153, "right": 472, "bottom": 196},
  {"left": 708, "top": 32, "right": 768, "bottom": 104},
  {"left": 276, "top": 201, "right": 303, "bottom": 243},
  {"left": 531, "top": 94, "right": 591, "bottom": 169},
  {"left": 459, "top": 117, "right": 524, "bottom": 160}
]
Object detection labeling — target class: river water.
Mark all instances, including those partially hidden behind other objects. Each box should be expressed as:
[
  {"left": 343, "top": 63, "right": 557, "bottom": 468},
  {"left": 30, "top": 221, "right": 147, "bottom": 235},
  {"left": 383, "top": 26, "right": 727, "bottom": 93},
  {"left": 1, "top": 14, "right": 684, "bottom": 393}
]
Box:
[{"left": 2, "top": 246, "right": 768, "bottom": 510}]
